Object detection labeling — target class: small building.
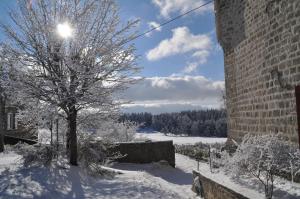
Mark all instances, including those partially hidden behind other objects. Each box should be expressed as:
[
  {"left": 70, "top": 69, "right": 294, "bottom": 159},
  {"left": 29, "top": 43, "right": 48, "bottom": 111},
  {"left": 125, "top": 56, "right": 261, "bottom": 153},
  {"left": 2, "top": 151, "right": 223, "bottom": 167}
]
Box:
[
  {"left": 214, "top": 0, "right": 300, "bottom": 145},
  {"left": 3, "top": 105, "right": 36, "bottom": 140}
]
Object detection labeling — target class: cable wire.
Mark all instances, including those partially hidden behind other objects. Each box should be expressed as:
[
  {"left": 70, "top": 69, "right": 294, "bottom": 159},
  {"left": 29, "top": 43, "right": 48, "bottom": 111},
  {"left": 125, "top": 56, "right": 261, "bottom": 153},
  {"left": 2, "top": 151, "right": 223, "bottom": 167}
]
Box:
[{"left": 131, "top": 0, "right": 214, "bottom": 42}]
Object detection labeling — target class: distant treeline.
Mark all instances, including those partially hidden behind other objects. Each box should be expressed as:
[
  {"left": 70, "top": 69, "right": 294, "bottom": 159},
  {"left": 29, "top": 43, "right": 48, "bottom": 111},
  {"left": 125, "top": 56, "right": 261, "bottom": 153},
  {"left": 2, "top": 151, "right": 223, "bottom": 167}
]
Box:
[{"left": 119, "top": 109, "right": 227, "bottom": 137}]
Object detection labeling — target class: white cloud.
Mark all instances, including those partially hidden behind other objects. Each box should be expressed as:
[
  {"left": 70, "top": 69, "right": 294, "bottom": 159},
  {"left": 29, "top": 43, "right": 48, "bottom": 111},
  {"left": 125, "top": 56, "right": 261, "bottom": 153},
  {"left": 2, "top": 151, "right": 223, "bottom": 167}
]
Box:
[
  {"left": 145, "top": 21, "right": 162, "bottom": 37},
  {"left": 152, "top": 0, "right": 213, "bottom": 19},
  {"left": 182, "top": 62, "right": 198, "bottom": 74},
  {"left": 151, "top": 77, "right": 171, "bottom": 89},
  {"left": 146, "top": 27, "right": 212, "bottom": 61},
  {"left": 122, "top": 75, "right": 224, "bottom": 113},
  {"left": 192, "top": 50, "right": 210, "bottom": 64}
]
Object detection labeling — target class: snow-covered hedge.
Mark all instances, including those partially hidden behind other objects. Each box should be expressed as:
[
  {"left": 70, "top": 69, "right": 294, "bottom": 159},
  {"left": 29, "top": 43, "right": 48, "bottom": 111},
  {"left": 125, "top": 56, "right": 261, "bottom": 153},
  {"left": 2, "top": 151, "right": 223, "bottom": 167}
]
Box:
[
  {"left": 175, "top": 142, "right": 224, "bottom": 162},
  {"left": 10, "top": 139, "right": 120, "bottom": 177}
]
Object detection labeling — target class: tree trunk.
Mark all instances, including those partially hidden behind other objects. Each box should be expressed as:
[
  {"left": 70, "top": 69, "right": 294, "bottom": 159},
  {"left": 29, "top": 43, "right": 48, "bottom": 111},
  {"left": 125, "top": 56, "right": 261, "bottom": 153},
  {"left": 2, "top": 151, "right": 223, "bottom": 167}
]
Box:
[
  {"left": 68, "top": 107, "right": 78, "bottom": 165},
  {"left": 0, "top": 95, "right": 6, "bottom": 153},
  {"left": 56, "top": 118, "right": 59, "bottom": 152},
  {"left": 50, "top": 120, "right": 53, "bottom": 146},
  {"left": 66, "top": 127, "right": 70, "bottom": 150}
]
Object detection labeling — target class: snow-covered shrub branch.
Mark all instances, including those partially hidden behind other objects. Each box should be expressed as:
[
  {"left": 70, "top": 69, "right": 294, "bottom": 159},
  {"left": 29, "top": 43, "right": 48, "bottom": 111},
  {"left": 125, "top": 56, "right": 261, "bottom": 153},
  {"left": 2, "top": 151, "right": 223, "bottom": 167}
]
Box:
[
  {"left": 96, "top": 121, "right": 138, "bottom": 143},
  {"left": 12, "top": 143, "right": 57, "bottom": 167},
  {"left": 77, "top": 133, "right": 122, "bottom": 176},
  {"left": 225, "top": 134, "right": 300, "bottom": 199}
]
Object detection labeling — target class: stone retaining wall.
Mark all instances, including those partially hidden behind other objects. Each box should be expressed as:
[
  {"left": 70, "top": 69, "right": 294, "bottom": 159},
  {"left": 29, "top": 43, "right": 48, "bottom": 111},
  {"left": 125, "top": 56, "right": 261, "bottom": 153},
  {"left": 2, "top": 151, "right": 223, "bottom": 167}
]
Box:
[
  {"left": 112, "top": 141, "right": 175, "bottom": 167},
  {"left": 192, "top": 170, "right": 248, "bottom": 199}
]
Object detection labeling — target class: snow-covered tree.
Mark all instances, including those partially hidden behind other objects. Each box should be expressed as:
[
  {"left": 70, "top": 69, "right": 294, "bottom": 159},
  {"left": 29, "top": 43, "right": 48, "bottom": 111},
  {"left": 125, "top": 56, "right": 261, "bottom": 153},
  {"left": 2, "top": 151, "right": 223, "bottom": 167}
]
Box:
[
  {"left": 18, "top": 101, "right": 63, "bottom": 144},
  {"left": 0, "top": 87, "right": 5, "bottom": 152},
  {"left": 122, "top": 110, "right": 227, "bottom": 137},
  {"left": 191, "top": 121, "right": 199, "bottom": 136},
  {"left": 97, "top": 121, "right": 137, "bottom": 143},
  {"left": 0, "top": 52, "right": 7, "bottom": 152},
  {"left": 227, "top": 134, "right": 300, "bottom": 199},
  {"left": 0, "top": 48, "right": 17, "bottom": 152},
  {"left": 1, "top": 0, "right": 139, "bottom": 165}
]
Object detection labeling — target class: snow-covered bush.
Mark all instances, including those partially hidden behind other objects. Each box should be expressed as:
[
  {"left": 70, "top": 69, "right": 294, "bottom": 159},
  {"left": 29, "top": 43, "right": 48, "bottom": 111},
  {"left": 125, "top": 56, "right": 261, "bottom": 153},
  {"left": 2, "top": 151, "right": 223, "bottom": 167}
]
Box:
[
  {"left": 175, "top": 143, "right": 209, "bottom": 162},
  {"left": 97, "top": 121, "right": 137, "bottom": 143},
  {"left": 175, "top": 142, "right": 224, "bottom": 162},
  {"left": 77, "top": 134, "right": 122, "bottom": 176},
  {"left": 226, "top": 134, "right": 300, "bottom": 199},
  {"left": 12, "top": 143, "right": 57, "bottom": 167}
]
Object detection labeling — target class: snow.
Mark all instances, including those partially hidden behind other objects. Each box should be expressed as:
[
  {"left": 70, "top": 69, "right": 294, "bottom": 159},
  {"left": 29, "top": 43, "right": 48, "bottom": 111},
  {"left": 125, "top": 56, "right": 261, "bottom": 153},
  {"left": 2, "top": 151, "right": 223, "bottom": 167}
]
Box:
[
  {"left": 136, "top": 132, "right": 227, "bottom": 145},
  {"left": 38, "top": 128, "right": 63, "bottom": 145},
  {"left": 38, "top": 128, "right": 52, "bottom": 144},
  {"left": 1, "top": 151, "right": 299, "bottom": 199},
  {"left": 111, "top": 161, "right": 196, "bottom": 199},
  {"left": 176, "top": 154, "right": 300, "bottom": 199},
  {"left": 0, "top": 152, "right": 22, "bottom": 172},
  {"left": 176, "top": 153, "right": 264, "bottom": 198},
  {"left": 0, "top": 151, "right": 197, "bottom": 199},
  {"left": 38, "top": 128, "right": 227, "bottom": 145}
]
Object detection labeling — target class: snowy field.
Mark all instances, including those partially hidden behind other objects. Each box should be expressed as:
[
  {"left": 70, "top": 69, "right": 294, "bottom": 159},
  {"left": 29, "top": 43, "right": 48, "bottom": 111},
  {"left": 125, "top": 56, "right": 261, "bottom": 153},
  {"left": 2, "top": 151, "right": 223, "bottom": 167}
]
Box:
[
  {"left": 136, "top": 132, "right": 227, "bottom": 145},
  {"left": 38, "top": 129, "right": 227, "bottom": 145}
]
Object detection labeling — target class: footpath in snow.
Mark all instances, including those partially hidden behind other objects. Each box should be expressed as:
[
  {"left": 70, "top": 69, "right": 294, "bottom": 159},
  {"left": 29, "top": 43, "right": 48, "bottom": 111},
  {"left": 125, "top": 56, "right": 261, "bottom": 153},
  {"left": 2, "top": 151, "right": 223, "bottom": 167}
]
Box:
[{"left": 0, "top": 151, "right": 197, "bottom": 199}]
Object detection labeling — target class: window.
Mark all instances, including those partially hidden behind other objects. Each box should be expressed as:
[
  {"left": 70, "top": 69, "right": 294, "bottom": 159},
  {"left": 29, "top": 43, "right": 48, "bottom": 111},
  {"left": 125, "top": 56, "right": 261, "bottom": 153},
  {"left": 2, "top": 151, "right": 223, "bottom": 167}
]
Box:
[{"left": 7, "top": 113, "right": 17, "bottom": 130}]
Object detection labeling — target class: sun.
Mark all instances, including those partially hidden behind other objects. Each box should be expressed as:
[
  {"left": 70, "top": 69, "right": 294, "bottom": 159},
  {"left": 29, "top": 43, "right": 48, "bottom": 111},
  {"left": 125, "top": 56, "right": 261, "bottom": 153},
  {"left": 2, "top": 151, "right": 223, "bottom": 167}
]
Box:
[{"left": 57, "top": 22, "right": 73, "bottom": 38}]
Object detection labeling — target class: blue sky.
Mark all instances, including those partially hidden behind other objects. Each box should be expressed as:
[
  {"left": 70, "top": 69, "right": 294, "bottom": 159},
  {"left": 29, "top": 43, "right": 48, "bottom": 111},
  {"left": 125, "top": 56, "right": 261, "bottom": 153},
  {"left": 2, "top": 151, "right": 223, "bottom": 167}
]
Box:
[
  {"left": 117, "top": 0, "right": 224, "bottom": 79},
  {"left": 0, "top": 0, "right": 225, "bottom": 114}
]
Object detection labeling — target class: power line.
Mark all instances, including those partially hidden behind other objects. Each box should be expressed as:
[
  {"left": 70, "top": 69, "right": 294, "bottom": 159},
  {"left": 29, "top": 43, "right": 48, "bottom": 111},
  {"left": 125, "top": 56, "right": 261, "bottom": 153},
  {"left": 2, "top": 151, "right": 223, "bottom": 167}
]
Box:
[{"left": 131, "top": 0, "right": 214, "bottom": 42}]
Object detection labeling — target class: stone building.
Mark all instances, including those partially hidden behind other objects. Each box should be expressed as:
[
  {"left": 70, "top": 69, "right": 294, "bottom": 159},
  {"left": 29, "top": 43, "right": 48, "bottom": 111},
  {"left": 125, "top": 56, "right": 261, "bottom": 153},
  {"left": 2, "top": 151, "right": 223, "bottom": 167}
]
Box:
[
  {"left": 214, "top": 0, "right": 300, "bottom": 146},
  {"left": 4, "top": 105, "right": 36, "bottom": 140}
]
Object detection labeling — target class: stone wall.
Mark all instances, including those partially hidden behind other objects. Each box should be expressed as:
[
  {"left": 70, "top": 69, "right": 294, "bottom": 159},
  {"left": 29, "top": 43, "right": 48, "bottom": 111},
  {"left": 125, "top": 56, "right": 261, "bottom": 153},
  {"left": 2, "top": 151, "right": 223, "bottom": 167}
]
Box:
[
  {"left": 112, "top": 141, "right": 175, "bottom": 167},
  {"left": 215, "top": 0, "right": 300, "bottom": 145},
  {"left": 192, "top": 170, "right": 248, "bottom": 199}
]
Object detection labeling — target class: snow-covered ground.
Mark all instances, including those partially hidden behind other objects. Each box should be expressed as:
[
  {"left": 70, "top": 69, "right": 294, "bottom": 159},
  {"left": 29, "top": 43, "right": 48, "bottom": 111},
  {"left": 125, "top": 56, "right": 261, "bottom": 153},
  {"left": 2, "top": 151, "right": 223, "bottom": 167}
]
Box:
[
  {"left": 1, "top": 151, "right": 300, "bottom": 198},
  {"left": 136, "top": 132, "right": 227, "bottom": 145},
  {"left": 0, "top": 151, "right": 197, "bottom": 199}
]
